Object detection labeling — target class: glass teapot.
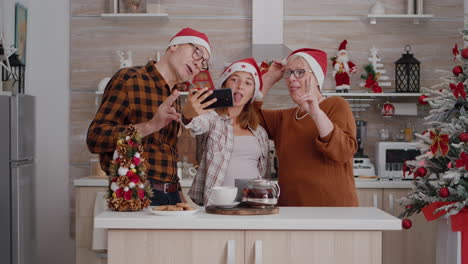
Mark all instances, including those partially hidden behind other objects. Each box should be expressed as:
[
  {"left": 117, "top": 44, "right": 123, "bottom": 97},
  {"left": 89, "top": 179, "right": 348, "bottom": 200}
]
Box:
[{"left": 242, "top": 179, "right": 280, "bottom": 208}]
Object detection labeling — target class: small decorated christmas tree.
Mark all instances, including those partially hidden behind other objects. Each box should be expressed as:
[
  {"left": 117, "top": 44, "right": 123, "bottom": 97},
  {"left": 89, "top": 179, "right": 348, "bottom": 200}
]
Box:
[
  {"left": 398, "top": 41, "right": 468, "bottom": 231},
  {"left": 360, "top": 46, "right": 391, "bottom": 93},
  {"left": 107, "top": 125, "right": 153, "bottom": 211}
]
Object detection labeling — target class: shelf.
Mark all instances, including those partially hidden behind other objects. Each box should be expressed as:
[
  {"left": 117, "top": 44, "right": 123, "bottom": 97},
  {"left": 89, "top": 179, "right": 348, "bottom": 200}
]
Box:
[
  {"left": 100, "top": 13, "right": 169, "bottom": 21},
  {"left": 268, "top": 90, "right": 421, "bottom": 97},
  {"left": 367, "top": 14, "right": 434, "bottom": 24}
]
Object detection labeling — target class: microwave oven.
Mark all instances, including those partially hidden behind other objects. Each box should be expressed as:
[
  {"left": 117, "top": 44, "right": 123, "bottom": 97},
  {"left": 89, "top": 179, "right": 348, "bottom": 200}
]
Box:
[{"left": 375, "top": 142, "right": 421, "bottom": 180}]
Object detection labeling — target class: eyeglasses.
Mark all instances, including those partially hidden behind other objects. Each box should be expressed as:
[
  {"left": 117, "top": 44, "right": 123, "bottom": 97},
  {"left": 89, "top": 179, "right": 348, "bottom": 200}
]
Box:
[
  {"left": 283, "top": 69, "right": 313, "bottom": 79},
  {"left": 189, "top": 43, "right": 209, "bottom": 71}
]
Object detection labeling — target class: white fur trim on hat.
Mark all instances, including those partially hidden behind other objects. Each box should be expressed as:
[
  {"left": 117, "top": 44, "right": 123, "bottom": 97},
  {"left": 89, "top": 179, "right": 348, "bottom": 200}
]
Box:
[
  {"left": 218, "top": 63, "right": 262, "bottom": 100},
  {"left": 291, "top": 52, "right": 325, "bottom": 90},
  {"left": 168, "top": 36, "right": 211, "bottom": 56}
]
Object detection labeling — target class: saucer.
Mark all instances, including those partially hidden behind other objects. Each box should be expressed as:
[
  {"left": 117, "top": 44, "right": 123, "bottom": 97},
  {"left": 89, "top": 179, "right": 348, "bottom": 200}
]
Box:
[{"left": 213, "top": 202, "right": 240, "bottom": 208}]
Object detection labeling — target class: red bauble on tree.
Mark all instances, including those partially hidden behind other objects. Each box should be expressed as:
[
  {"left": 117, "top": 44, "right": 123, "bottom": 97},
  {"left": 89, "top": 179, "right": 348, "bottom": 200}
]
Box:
[
  {"left": 438, "top": 187, "right": 450, "bottom": 198},
  {"left": 462, "top": 48, "right": 468, "bottom": 59},
  {"left": 402, "top": 219, "right": 412, "bottom": 229},
  {"left": 418, "top": 95, "right": 428, "bottom": 105},
  {"left": 414, "top": 167, "right": 427, "bottom": 178},
  {"left": 453, "top": 65, "right": 463, "bottom": 76},
  {"left": 459, "top": 132, "right": 468, "bottom": 142}
]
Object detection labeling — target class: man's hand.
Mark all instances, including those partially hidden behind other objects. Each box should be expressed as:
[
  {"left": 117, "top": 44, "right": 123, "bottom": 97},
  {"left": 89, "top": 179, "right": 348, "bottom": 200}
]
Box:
[
  {"left": 135, "top": 90, "right": 181, "bottom": 136},
  {"left": 182, "top": 87, "right": 216, "bottom": 120}
]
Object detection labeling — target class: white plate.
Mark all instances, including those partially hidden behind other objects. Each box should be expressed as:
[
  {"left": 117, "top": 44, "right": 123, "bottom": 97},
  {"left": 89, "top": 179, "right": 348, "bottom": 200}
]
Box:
[
  {"left": 212, "top": 202, "right": 240, "bottom": 208},
  {"left": 148, "top": 207, "right": 199, "bottom": 216}
]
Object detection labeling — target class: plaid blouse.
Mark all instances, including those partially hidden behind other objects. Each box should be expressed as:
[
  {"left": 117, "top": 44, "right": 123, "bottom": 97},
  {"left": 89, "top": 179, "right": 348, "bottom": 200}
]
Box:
[
  {"left": 185, "top": 111, "right": 270, "bottom": 205},
  {"left": 86, "top": 61, "right": 181, "bottom": 183}
]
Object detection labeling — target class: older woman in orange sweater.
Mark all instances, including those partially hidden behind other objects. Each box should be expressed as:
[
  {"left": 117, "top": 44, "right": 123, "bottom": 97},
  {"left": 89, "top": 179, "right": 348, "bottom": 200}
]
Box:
[{"left": 256, "top": 48, "right": 358, "bottom": 206}]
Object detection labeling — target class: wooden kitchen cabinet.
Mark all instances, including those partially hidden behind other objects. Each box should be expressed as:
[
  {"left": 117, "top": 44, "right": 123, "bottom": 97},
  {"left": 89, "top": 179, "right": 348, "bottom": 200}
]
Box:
[
  {"left": 356, "top": 188, "right": 383, "bottom": 208},
  {"left": 382, "top": 188, "right": 436, "bottom": 264},
  {"left": 244, "top": 230, "right": 382, "bottom": 264},
  {"left": 108, "top": 230, "right": 244, "bottom": 264}
]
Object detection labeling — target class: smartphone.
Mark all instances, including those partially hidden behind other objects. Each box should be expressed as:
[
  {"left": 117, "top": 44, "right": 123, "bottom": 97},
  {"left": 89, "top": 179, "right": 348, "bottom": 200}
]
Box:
[{"left": 199, "top": 88, "right": 234, "bottom": 109}]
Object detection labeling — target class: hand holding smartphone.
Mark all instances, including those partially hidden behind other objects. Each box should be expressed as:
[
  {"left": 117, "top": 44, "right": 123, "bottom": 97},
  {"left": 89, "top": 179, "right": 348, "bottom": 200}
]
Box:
[{"left": 197, "top": 88, "right": 234, "bottom": 110}]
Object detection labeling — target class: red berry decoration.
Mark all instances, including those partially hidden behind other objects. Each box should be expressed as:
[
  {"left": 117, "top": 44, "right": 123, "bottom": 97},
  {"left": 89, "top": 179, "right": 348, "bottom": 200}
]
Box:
[
  {"left": 414, "top": 167, "right": 427, "bottom": 178},
  {"left": 459, "top": 132, "right": 468, "bottom": 142},
  {"left": 462, "top": 48, "right": 468, "bottom": 59},
  {"left": 453, "top": 66, "right": 463, "bottom": 76},
  {"left": 402, "top": 219, "right": 412, "bottom": 229},
  {"left": 418, "top": 95, "right": 428, "bottom": 105},
  {"left": 439, "top": 187, "right": 450, "bottom": 198}
]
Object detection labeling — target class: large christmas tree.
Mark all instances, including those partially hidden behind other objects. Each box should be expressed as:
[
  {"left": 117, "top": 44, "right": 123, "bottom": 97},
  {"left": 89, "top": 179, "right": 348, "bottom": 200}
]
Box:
[{"left": 398, "top": 41, "right": 468, "bottom": 225}]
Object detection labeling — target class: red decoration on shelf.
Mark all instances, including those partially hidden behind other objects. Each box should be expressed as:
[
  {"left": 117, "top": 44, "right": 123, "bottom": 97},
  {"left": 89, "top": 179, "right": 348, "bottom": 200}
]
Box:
[
  {"left": 462, "top": 48, "right": 468, "bottom": 59},
  {"left": 439, "top": 187, "right": 450, "bottom": 198},
  {"left": 418, "top": 95, "right": 428, "bottom": 105},
  {"left": 402, "top": 219, "right": 412, "bottom": 229},
  {"left": 381, "top": 102, "right": 395, "bottom": 117},
  {"left": 459, "top": 132, "right": 468, "bottom": 142},
  {"left": 453, "top": 66, "right": 463, "bottom": 76}
]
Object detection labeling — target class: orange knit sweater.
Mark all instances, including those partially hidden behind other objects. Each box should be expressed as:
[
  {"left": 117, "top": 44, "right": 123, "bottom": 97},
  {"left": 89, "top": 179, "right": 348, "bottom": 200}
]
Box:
[{"left": 256, "top": 96, "right": 358, "bottom": 206}]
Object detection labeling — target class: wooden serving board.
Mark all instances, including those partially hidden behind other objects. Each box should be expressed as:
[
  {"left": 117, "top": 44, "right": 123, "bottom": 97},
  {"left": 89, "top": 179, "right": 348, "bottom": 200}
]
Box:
[{"left": 205, "top": 204, "right": 279, "bottom": 215}]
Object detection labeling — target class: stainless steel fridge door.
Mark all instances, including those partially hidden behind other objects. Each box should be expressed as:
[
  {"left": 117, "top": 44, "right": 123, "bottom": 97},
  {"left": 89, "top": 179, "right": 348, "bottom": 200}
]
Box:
[
  {"left": 0, "top": 95, "right": 11, "bottom": 264},
  {"left": 11, "top": 94, "right": 35, "bottom": 161},
  {"left": 11, "top": 160, "right": 35, "bottom": 264}
]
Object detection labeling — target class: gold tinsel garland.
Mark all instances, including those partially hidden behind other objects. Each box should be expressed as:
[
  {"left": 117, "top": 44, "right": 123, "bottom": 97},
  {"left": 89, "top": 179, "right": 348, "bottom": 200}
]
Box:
[{"left": 106, "top": 125, "right": 153, "bottom": 211}]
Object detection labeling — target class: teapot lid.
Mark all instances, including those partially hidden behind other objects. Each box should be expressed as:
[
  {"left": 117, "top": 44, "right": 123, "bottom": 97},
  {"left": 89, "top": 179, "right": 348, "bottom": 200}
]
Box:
[{"left": 248, "top": 179, "right": 272, "bottom": 187}]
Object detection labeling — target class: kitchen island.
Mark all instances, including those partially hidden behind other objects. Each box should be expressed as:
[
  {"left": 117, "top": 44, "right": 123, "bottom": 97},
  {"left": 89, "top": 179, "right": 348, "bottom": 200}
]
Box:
[{"left": 94, "top": 207, "right": 401, "bottom": 264}]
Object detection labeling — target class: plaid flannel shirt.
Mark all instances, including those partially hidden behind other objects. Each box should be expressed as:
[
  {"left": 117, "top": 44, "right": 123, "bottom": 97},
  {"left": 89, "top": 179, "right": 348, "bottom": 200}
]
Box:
[
  {"left": 185, "top": 111, "right": 269, "bottom": 205},
  {"left": 86, "top": 61, "right": 181, "bottom": 183}
]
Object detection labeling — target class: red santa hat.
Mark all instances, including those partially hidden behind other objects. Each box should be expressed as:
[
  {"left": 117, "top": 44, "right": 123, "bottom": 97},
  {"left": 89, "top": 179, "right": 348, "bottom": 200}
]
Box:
[
  {"left": 287, "top": 48, "right": 328, "bottom": 90},
  {"left": 168, "top": 27, "right": 211, "bottom": 56},
  {"left": 338, "top": 40, "right": 348, "bottom": 52},
  {"left": 218, "top": 58, "right": 263, "bottom": 100}
]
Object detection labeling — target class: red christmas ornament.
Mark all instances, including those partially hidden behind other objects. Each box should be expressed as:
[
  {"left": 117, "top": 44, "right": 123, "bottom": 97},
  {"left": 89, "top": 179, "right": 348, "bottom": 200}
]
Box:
[
  {"left": 402, "top": 219, "right": 412, "bottom": 229},
  {"left": 414, "top": 167, "right": 427, "bottom": 178},
  {"left": 439, "top": 187, "right": 450, "bottom": 198},
  {"left": 459, "top": 132, "right": 468, "bottom": 142},
  {"left": 381, "top": 102, "right": 395, "bottom": 117},
  {"left": 453, "top": 66, "right": 463, "bottom": 76},
  {"left": 462, "top": 48, "right": 468, "bottom": 59},
  {"left": 418, "top": 95, "right": 428, "bottom": 105}
]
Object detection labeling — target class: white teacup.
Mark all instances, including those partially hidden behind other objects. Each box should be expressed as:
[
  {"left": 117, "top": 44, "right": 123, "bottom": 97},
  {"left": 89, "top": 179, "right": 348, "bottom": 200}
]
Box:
[{"left": 209, "top": 186, "right": 238, "bottom": 206}]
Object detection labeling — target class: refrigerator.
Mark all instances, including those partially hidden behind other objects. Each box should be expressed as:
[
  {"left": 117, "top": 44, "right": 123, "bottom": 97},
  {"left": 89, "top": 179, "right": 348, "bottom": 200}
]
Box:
[{"left": 0, "top": 94, "right": 35, "bottom": 264}]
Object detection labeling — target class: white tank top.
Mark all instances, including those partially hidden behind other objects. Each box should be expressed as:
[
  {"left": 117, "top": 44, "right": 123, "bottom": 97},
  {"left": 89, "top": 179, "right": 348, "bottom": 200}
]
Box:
[{"left": 223, "top": 136, "right": 261, "bottom": 186}]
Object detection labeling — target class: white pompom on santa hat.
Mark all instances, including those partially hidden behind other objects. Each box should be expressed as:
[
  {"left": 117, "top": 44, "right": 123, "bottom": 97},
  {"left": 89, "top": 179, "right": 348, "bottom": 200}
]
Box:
[
  {"left": 168, "top": 27, "right": 211, "bottom": 56},
  {"left": 286, "top": 48, "right": 328, "bottom": 90},
  {"left": 218, "top": 58, "right": 264, "bottom": 100}
]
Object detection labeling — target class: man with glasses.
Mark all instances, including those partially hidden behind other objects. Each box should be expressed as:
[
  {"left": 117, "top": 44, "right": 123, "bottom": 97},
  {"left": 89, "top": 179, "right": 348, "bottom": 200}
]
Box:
[
  {"left": 255, "top": 48, "right": 358, "bottom": 207},
  {"left": 87, "top": 27, "right": 211, "bottom": 206}
]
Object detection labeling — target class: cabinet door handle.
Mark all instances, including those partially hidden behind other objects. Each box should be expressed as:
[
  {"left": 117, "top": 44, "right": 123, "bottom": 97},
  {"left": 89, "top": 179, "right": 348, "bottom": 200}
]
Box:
[
  {"left": 255, "top": 240, "right": 263, "bottom": 264},
  {"left": 227, "top": 240, "right": 235, "bottom": 264},
  {"left": 389, "top": 193, "right": 395, "bottom": 215},
  {"left": 373, "top": 193, "right": 378, "bottom": 208}
]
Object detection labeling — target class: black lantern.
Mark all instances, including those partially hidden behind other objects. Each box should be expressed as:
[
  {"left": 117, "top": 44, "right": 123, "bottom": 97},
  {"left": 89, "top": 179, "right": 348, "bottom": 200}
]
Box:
[
  {"left": 395, "top": 45, "right": 420, "bottom": 93},
  {"left": 2, "top": 53, "right": 25, "bottom": 93}
]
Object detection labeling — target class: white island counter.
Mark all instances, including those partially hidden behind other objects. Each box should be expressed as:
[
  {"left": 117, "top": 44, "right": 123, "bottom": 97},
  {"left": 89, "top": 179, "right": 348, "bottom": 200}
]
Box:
[{"left": 95, "top": 207, "right": 401, "bottom": 264}]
